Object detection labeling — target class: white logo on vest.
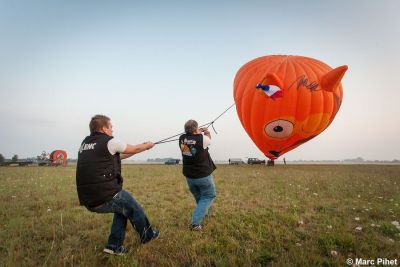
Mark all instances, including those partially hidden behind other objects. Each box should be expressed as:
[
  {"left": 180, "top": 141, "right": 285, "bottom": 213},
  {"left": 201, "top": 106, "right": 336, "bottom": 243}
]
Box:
[{"left": 79, "top": 143, "right": 97, "bottom": 153}]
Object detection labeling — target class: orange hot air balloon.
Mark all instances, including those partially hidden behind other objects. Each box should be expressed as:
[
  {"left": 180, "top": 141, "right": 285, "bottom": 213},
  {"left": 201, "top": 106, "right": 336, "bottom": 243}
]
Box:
[{"left": 234, "top": 55, "right": 347, "bottom": 160}]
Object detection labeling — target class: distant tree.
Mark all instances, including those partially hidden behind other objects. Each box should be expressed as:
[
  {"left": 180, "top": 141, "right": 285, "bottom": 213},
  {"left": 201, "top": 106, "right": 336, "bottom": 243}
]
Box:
[
  {"left": 0, "top": 154, "right": 4, "bottom": 163},
  {"left": 11, "top": 154, "right": 18, "bottom": 162}
]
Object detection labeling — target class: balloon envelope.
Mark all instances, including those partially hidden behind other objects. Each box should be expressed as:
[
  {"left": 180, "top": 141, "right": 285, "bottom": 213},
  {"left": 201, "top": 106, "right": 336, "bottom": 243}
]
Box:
[{"left": 234, "top": 55, "right": 347, "bottom": 160}]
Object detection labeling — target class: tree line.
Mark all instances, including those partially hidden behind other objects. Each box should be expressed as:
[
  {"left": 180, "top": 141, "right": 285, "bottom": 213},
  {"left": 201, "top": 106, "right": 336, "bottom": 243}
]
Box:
[{"left": 0, "top": 154, "right": 19, "bottom": 163}]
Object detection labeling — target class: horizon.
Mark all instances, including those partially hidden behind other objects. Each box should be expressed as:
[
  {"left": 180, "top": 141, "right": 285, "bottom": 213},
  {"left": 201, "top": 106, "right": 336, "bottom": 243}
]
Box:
[{"left": 2, "top": 154, "right": 399, "bottom": 163}]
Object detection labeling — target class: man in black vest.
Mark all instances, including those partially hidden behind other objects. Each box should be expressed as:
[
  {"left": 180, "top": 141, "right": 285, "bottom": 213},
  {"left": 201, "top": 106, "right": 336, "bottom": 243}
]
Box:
[
  {"left": 76, "top": 115, "right": 159, "bottom": 255},
  {"left": 179, "top": 120, "right": 217, "bottom": 231}
]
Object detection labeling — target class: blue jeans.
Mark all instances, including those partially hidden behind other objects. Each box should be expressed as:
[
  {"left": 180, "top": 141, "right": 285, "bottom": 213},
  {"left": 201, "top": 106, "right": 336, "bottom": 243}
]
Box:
[
  {"left": 186, "top": 175, "right": 216, "bottom": 225},
  {"left": 87, "top": 190, "right": 154, "bottom": 247}
]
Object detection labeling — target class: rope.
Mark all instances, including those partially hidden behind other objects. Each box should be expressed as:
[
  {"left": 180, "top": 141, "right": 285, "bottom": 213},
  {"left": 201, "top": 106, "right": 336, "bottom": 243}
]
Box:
[
  {"left": 155, "top": 138, "right": 180, "bottom": 144},
  {"left": 154, "top": 102, "right": 236, "bottom": 145}
]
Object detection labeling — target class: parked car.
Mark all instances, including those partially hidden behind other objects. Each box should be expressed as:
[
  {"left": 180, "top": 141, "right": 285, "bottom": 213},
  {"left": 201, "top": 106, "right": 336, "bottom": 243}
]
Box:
[
  {"left": 247, "top": 158, "right": 266, "bottom": 165},
  {"left": 228, "top": 158, "right": 245, "bottom": 165},
  {"left": 165, "top": 159, "right": 180, "bottom": 165}
]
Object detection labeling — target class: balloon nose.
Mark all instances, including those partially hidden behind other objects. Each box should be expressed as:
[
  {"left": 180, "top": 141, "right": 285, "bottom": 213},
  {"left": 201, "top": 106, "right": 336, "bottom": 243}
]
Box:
[
  {"left": 273, "top": 126, "right": 283, "bottom": 132},
  {"left": 269, "top": 150, "right": 280, "bottom": 157}
]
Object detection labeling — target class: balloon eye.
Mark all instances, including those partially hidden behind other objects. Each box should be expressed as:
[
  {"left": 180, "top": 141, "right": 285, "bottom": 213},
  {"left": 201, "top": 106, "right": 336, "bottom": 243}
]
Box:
[{"left": 265, "top": 120, "right": 293, "bottom": 139}]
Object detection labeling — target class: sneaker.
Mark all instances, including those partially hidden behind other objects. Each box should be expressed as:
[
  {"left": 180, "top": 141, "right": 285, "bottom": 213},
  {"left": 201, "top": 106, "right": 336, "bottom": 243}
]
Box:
[
  {"left": 142, "top": 229, "right": 160, "bottom": 244},
  {"left": 103, "top": 245, "right": 129, "bottom": 255},
  {"left": 152, "top": 229, "right": 160, "bottom": 240},
  {"left": 190, "top": 224, "right": 202, "bottom": 231}
]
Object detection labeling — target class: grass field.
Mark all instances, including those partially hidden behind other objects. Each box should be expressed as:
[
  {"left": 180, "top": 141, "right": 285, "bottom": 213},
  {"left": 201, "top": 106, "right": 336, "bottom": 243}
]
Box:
[{"left": 0, "top": 164, "right": 399, "bottom": 266}]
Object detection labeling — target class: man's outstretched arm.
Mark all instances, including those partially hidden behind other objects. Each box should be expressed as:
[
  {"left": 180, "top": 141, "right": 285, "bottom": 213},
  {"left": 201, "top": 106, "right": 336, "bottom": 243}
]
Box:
[{"left": 120, "top": 142, "right": 154, "bottom": 159}]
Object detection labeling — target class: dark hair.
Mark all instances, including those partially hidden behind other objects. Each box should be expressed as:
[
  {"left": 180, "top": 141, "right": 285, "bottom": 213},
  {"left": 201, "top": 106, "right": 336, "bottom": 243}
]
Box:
[
  {"left": 89, "top": 115, "right": 110, "bottom": 133},
  {"left": 184, "top": 120, "right": 198, "bottom": 134}
]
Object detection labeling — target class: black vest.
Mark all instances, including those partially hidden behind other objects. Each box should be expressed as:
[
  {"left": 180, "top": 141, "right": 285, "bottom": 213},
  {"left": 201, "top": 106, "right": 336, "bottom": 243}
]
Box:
[
  {"left": 179, "top": 134, "right": 216, "bottom": 178},
  {"left": 76, "top": 132, "right": 123, "bottom": 207}
]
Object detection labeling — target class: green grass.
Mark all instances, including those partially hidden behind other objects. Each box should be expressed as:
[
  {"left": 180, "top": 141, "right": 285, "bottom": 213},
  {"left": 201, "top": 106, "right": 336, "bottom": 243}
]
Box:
[{"left": 0, "top": 164, "right": 399, "bottom": 266}]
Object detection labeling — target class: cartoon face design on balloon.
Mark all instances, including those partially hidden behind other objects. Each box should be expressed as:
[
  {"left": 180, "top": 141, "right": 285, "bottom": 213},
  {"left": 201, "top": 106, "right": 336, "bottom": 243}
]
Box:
[{"left": 234, "top": 55, "right": 347, "bottom": 159}]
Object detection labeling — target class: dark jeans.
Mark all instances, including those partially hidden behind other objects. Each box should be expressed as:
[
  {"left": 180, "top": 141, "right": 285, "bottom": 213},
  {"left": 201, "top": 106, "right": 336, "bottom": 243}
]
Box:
[{"left": 87, "top": 189, "right": 154, "bottom": 247}]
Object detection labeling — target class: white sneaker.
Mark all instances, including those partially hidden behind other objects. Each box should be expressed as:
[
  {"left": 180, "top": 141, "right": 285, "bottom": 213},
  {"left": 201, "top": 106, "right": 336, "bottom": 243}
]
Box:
[
  {"left": 103, "top": 245, "right": 128, "bottom": 255},
  {"left": 190, "top": 224, "right": 202, "bottom": 231}
]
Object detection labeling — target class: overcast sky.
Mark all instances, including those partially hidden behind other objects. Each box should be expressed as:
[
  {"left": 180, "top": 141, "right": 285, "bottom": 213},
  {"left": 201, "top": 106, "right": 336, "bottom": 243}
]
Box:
[{"left": 1, "top": 0, "right": 399, "bottom": 161}]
